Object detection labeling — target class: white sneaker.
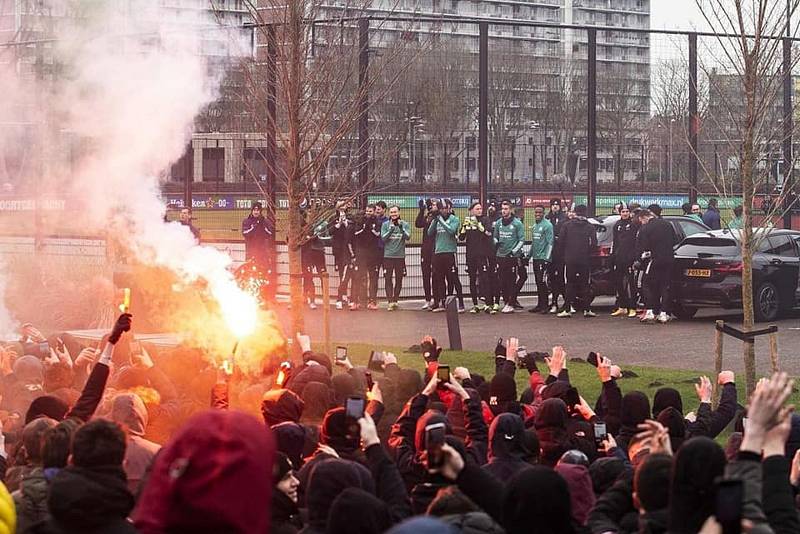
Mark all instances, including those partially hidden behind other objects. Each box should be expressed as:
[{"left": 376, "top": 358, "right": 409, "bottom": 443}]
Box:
[
  {"left": 549, "top": 305, "right": 558, "bottom": 314},
  {"left": 641, "top": 310, "right": 655, "bottom": 323},
  {"left": 421, "top": 301, "right": 432, "bottom": 310},
  {"left": 335, "top": 301, "right": 343, "bottom": 310},
  {"left": 657, "top": 312, "right": 670, "bottom": 323},
  {"left": 309, "top": 301, "right": 318, "bottom": 310},
  {"left": 570, "top": 306, "right": 576, "bottom": 314},
  {"left": 501, "top": 305, "right": 515, "bottom": 314}
]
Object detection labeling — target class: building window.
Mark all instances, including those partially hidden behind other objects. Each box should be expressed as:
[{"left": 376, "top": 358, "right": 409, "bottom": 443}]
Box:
[
  {"left": 170, "top": 145, "right": 194, "bottom": 183},
  {"left": 203, "top": 148, "right": 225, "bottom": 182},
  {"left": 243, "top": 148, "right": 269, "bottom": 182}
]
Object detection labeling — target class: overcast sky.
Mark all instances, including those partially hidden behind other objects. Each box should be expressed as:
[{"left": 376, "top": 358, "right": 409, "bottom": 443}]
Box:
[{"left": 651, "top": 0, "right": 709, "bottom": 31}]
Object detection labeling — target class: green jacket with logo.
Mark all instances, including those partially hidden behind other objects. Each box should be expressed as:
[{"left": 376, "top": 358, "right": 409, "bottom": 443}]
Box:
[
  {"left": 381, "top": 219, "right": 411, "bottom": 258},
  {"left": 427, "top": 214, "right": 460, "bottom": 254},
  {"left": 529, "top": 218, "right": 554, "bottom": 261},
  {"left": 493, "top": 216, "right": 525, "bottom": 257}
]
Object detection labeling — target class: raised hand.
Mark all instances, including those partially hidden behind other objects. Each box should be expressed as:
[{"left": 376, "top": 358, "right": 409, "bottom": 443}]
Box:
[{"left": 108, "top": 314, "right": 133, "bottom": 345}]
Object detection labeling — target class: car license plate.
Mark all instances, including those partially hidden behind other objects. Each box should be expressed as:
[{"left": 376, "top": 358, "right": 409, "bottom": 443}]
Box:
[{"left": 685, "top": 268, "right": 711, "bottom": 278}]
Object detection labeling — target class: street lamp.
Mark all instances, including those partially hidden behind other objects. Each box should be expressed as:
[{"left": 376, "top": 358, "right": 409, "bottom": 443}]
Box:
[{"left": 408, "top": 115, "right": 423, "bottom": 182}]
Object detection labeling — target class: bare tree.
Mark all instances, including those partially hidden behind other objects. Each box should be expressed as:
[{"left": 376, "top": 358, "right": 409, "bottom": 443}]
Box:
[
  {"left": 597, "top": 75, "right": 645, "bottom": 187},
  {"left": 236, "top": 1, "right": 413, "bottom": 335},
  {"left": 693, "top": 0, "right": 800, "bottom": 394}
]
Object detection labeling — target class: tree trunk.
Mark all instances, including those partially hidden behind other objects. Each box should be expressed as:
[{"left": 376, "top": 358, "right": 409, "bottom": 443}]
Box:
[
  {"left": 285, "top": 0, "right": 305, "bottom": 338},
  {"left": 741, "top": 53, "right": 757, "bottom": 396}
]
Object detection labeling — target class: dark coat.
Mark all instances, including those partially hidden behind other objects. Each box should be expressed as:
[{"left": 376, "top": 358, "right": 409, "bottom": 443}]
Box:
[{"left": 557, "top": 217, "right": 597, "bottom": 266}]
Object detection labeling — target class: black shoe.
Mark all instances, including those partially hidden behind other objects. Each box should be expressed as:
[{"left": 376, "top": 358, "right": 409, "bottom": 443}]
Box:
[{"left": 511, "top": 302, "right": 524, "bottom": 310}]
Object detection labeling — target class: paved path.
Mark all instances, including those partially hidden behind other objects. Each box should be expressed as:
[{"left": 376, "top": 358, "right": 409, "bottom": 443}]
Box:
[{"left": 285, "top": 297, "right": 800, "bottom": 375}]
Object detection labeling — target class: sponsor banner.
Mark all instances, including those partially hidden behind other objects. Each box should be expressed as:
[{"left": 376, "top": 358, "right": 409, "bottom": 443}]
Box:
[
  {"left": 522, "top": 194, "right": 578, "bottom": 207},
  {"left": 593, "top": 194, "right": 688, "bottom": 209},
  {"left": 368, "top": 194, "right": 474, "bottom": 209},
  {"left": 697, "top": 196, "right": 743, "bottom": 209},
  {"left": 0, "top": 199, "right": 67, "bottom": 211}
]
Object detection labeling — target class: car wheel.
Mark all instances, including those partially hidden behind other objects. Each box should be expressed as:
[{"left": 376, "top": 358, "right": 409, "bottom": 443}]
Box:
[
  {"left": 754, "top": 281, "right": 780, "bottom": 322},
  {"left": 673, "top": 304, "right": 698, "bottom": 320}
]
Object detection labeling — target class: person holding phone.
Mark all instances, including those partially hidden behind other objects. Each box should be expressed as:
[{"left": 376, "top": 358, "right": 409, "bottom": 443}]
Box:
[
  {"left": 381, "top": 205, "right": 411, "bottom": 311},
  {"left": 330, "top": 201, "right": 353, "bottom": 310},
  {"left": 415, "top": 198, "right": 437, "bottom": 309}
]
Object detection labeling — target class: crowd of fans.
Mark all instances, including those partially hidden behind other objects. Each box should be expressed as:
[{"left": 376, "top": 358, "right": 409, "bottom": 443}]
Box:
[{"left": 0, "top": 313, "right": 797, "bottom": 534}]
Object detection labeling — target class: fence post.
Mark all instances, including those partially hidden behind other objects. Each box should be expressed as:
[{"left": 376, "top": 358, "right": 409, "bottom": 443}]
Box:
[
  {"left": 358, "top": 18, "right": 370, "bottom": 208},
  {"left": 783, "top": 32, "right": 794, "bottom": 229},
  {"left": 768, "top": 325, "right": 779, "bottom": 373},
  {"left": 689, "top": 32, "right": 699, "bottom": 205},
  {"left": 712, "top": 320, "right": 724, "bottom": 409},
  {"left": 322, "top": 272, "right": 331, "bottom": 358},
  {"left": 478, "top": 22, "right": 489, "bottom": 207},
  {"left": 587, "top": 28, "right": 597, "bottom": 217}
]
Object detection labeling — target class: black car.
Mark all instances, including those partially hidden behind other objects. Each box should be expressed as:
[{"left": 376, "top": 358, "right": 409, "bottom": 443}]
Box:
[
  {"left": 589, "top": 215, "right": 710, "bottom": 298},
  {"left": 672, "top": 229, "right": 800, "bottom": 321}
]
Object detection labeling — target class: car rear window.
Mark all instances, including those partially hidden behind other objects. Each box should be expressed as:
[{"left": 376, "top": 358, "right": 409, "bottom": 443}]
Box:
[
  {"left": 595, "top": 224, "right": 612, "bottom": 245},
  {"left": 675, "top": 237, "right": 740, "bottom": 257}
]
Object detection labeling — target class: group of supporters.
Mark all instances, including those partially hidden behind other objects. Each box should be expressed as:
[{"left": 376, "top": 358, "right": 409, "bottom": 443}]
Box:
[
  {"left": 291, "top": 196, "right": 704, "bottom": 324},
  {"left": 3, "top": 312, "right": 799, "bottom": 534}
]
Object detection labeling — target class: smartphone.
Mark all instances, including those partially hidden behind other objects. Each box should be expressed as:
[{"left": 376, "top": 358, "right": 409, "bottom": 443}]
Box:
[
  {"left": 365, "top": 371, "right": 374, "bottom": 392},
  {"left": 425, "top": 422, "right": 447, "bottom": 469},
  {"left": 516, "top": 347, "right": 527, "bottom": 360},
  {"left": 436, "top": 365, "right": 450, "bottom": 384},
  {"left": 587, "top": 352, "right": 600, "bottom": 367},
  {"left": 335, "top": 346, "right": 348, "bottom": 362},
  {"left": 715, "top": 479, "right": 743, "bottom": 534},
  {"left": 594, "top": 421, "right": 608, "bottom": 446},
  {"left": 367, "top": 350, "right": 385, "bottom": 372},
  {"left": 345, "top": 396, "right": 365, "bottom": 420}
]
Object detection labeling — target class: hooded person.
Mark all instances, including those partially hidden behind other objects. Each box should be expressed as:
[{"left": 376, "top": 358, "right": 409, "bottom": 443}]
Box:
[
  {"left": 502, "top": 466, "right": 575, "bottom": 534},
  {"left": 301, "top": 382, "right": 333, "bottom": 426},
  {"left": 482, "top": 413, "right": 533, "bottom": 481},
  {"left": 616, "top": 391, "right": 651, "bottom": 454},
  {"left": 133, "top": 410, "right": 275, "bottom": 534},
  {"left": 32, "top": 419, "right": 136, "bottom": 534},
  {"left": 286, "top": 352, "right": 333, "bottom": 396},
  {"left": 331, "top": 373, "right": 358, "bottom": 406},
  {"left": 326, "top": 487, "right": 393, "bottom": 534},
  {"left": 3, "top": 355, "right": 44, "bottom": 417},
  {"left": 304, "top": 459, "right": 375, "bottom": 534},
  {"left": 555, "top": 462, "right": 596, "bottom": 528},
  {"left": 262, "top": 388, "right": 317, "bottom": 466},
  {"left": 668, "top": 437, "right": 727, "bottom": 534},
  {"left": 656, "top": 407, "right": 687, "bottom": 451},
  {"left": 588, "top": 457, "right": 625, "bottom": 496},
  {"left": 652, "top": 383, "right": 737, "bottom": 440},
  {"left": 262, "top": 388, "right": 305, "bottom": 426},
  {"left": 427, "top": 486, "right": 504, "bottom": 534},
  {"left": 486, "top": 373, "right": 519, "bottom": 418},
  {"left": 633, "top": 453, "right": 672, "bottom": 534},
  {"left": 25, "top": 396, "right": 69, "bottom": 425},
  {"left": 109, "top": 393, "right": 161, "bottom": 494},
  {"left": 534, "top": 398, "right": 594, "bottom": 468},
  {"left": 272, "top": 452, "right": 302, "bottom": 534}
]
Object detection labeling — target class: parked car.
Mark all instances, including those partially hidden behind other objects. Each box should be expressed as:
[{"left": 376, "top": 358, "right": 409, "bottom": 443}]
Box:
[
  {"left": 588, "top": 215, "right": 710, "bottom": 298},
  {"left": 671, "top": 228, "right": 800, "bottom": 321}
]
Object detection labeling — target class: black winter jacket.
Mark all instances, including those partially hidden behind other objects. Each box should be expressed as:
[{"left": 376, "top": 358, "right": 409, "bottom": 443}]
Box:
[{"left": 556, "top": 217, "right": 597, "bottom": 266}]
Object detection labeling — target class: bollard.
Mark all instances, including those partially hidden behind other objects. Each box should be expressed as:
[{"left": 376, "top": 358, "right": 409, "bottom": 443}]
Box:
[{"left": 445, "top": 296, "right": 462, "bottom": 351}]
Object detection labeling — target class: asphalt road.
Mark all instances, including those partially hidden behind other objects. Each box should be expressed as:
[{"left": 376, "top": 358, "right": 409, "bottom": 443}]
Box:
[{"left": 286, "top": 296, "right": 800, "bottom": 376}]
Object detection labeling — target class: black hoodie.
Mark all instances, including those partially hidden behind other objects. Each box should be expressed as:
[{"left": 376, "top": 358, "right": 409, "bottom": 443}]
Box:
[
  {"left": 483, "top": 413, "right": 533, "bottom": 482},
  {"left": 556, "top": 217, "right": 597, "bottom": 266},
  {"left": 34, "top": 466, "right": 135, "bottom": 534},
  {"left": 668, "top": 437, "right": 726, "bottom": 534}
]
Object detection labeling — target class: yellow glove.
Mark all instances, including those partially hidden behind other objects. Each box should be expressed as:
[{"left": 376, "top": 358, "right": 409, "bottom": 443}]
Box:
[{"left": 0, "top": 482, "right": 16, "bottom": 534}]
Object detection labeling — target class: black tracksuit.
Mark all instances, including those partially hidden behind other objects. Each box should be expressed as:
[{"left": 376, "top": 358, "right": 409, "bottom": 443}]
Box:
[
  {"left": 329, "top": 215, "right": 353, "bottom": 301},
  {"left": 547, "top": 211, "right": 568, "bottom": 307},
  {"left": 350, "top": 218, "right": 380, "bottom": 305},
  {"left": 415, "top": 208, "right": 436, "bottom": 302},
  {"left": 636, "top": 218, "right": 675, "bottom": 314},
  {"left": 459, "top": 216, "right": 495, "bottom": 306},
  {"left": 611, "top": 218, "right": 637, "bottom": 309},
  {"left": 557, "top": 217, "right": 597, "bottom": 312}
]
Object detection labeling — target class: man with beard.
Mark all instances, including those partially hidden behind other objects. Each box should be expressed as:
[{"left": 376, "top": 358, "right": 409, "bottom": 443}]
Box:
[
  {"left": 459, "top": 201, "right": 495, "bottom": 314},
  {"left": 610, "top": 204, "right": 638, "bottom": 318},
  {"left": 493, "top": 201, "right": 526, "bottom": 314},
  {"left": 556, "top": 204, "right": 597, "bottom": 318},
  {"left": 427, "top": 199, "right": 464, "bottom": 312},
  {"left": 381, "top": 205, "right": 411, "bottom": 310},
  {"left": 546, "top": 198, "right": 568, "bottom": 313}
]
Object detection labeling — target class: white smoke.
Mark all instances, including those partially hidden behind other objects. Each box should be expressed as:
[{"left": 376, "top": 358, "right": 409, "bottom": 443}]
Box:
[
  {"left": 0, "top": 258, "right": 16, "bottom": 339},
  {"left": 0, "top": 1, "right": 263, "bottom": 342}
]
